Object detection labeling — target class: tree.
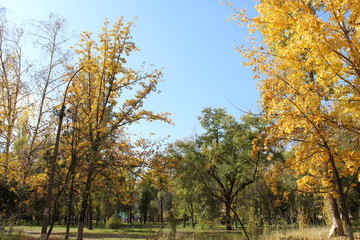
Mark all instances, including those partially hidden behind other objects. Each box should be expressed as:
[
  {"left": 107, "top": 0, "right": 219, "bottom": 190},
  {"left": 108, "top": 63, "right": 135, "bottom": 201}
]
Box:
[
  {"left": 0, "top": 11, "right": 30, "bottom": 181},
  {"left": 231, "top": 1, "right": 360, "bottom": 239},
  {"left": 22, "top": 14, "right": 70, "bottom": 185},
  {"left": 139, "top": 182, "right": 157, "bottom": 224},
  {"left": 0, "top": 10, "right": 170, "bottom": 239},
  {"left": 40, "top": 67, "right": 82, "bottom": 240},
  {"left": 171, "top": 108, "right": 260, "bottom": 235},
  {"left": 65, "top": 18, "right": 169, "bottom": 240}
]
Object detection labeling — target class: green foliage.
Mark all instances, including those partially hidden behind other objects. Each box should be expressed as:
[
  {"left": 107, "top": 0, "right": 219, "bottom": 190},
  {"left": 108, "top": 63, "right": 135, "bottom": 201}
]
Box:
[
  {"left": 248, "top": 205, "right": 261, "bottom": 238},
  {"left": 106, "top": 214, "right": 122, "bottom": 229},
  {"left": 170, "top": 108, "right": 264, "bottom": 230},
  {"left": 0, "top": 181, "right": 20, "bottom": 216},
  {"left": 139, "top": 183, "right": 157, "bottom": 223},
  {"left": 198, "top": 107, "right": 236, "bottom": 145},
  {"left": 168, "top": 209, "right": 177, "bottom": 240},
  {"left": 197, "top": 195, "right": 221, "bottom": 226},
  {"left": 0, "top": 181, "right": 17, "bottom": 213}
]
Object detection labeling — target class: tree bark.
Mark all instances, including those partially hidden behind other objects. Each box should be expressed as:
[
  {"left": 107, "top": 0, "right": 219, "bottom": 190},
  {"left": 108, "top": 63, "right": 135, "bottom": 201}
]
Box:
[
  {"left": 329, "top": 155, "right": 354, "bottom": 240},
  {"left": 129, "top": 209, "right": 132, "bottom": 224},
  {"left": 328, "top": 194, "right": 345, "bottom": 238},
  {"left": 225, "top": 202, "right": 232, "bottom": 230},
  {"left": 160, "top": 195, "right": 164, "bottom": 228},
  {"left": 40, "top": 67, "right": 83, "bottom": 240},
  {"left": 229, "top": 205, "right": 250, "bottom": 240},
  {"left": 77, "top": 168, "right": 93, "bottom": 240},
  {"left": 87, "top": 197, "right": 93, "bottom": 230},
  {"left": 64, "top": 176, "right": 74, "bottom": 240},
  {"left": 95, "top": 205, "right": 101, "bottom": 228},
  {"left": 40, "top": 105, "right": 65, "bottom": 240},
  {"left": 189, "top": 201, "right": 195, "bottom": 229}
]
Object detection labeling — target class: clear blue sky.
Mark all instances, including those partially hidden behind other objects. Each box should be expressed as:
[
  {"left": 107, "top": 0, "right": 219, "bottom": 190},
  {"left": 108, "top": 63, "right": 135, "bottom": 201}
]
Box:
[{"left": 1, "top": 0, "right": 259, "bottom": 142}]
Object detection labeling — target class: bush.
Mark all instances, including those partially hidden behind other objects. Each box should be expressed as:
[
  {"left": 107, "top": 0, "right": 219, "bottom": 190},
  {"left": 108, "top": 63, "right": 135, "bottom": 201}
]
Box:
[{"left": 106, "top": 214, "right": 122, "bottom": 229}]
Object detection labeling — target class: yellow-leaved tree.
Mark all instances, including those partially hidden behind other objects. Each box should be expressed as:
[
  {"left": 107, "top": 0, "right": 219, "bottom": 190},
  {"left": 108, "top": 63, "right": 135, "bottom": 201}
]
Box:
[
  {"left": 40, "top": 17, "right": 170, "bottom": 240},
  {"left": 230, "top": 0, "right": 360, "bottom": 239},
  {"left": 67, "top": 18, "right": 170, "bottom": 240},
  {"left": 0, "top": 12, "right": 29, "bottom": 181}
]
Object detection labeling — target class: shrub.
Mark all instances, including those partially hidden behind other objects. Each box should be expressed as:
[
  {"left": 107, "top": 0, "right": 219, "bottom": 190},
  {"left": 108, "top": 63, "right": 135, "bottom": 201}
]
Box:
[{"left": 106, "top": 214, "right": 122, "bottom": 229}]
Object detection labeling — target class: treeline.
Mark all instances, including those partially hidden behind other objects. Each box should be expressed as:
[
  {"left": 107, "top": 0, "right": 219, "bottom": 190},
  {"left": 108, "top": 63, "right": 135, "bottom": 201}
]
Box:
[
  {"left": 226, "top": 1, "right": 360, "bottom": 240},
  {"left": 164, "top": 108, "right": 359, "bottom": 239},
  {"left": 0, "top": 0, "right": 360, "bottom": 240},
  {"left": 0, "top": 12, "right": 171, "bottom": 240}
]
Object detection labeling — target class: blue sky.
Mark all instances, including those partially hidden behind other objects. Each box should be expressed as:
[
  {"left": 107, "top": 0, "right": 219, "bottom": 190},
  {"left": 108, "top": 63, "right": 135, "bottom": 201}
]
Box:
[{"left": 1, "top": 0, "right": 259, "bottom": 142}]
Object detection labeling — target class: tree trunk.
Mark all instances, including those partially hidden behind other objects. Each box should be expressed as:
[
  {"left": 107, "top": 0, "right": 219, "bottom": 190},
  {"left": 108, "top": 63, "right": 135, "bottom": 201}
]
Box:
[
  {"left": 87, "top": 197, "right": 93, "bottom": 230},
  {"left": 77, "top": 168, "right": 93, "bottom": 240},
  {"left": 129, "top": 209, "right": 132, "bottom": 224},
  {"left": 230, "top": 205, "right": 250, "bottom": 240},
  {"left": 232, "top": 204, "right": 238, "bottom": 229},
  {"left": 7, "top": 214, "right": 16, "bottom": 236},
  {"left": 95, "top": 205, "right": 101, "bottom": 228},
  {"left": 160, "top": 195, "right": 164, "bottom": 228},
  {"left": 40, "top": 104, "right": 66, "bottom": 240},
  {"left": 329, "top": 155, "right": 354, "bottom": 240},
  {"left": 40, "top": 68, "right": 82, "bottom": 240},
  {"left": 225, "top": 202, "right": 232, "bottom": 230},
  {"left": 64, "top": 182, "right": 74, "bottom": 240},
  {"left": 328, "top": 194, "right": 345, "bottom": 238},
  {"left": 65, "top": 149, "right": 76, "bottom": 240},
  {"left": 143, "top": 212, "right": 147, "bottom": 224},
  {"left": 46, "top": 200, "right": 59, "bottom": 240},
  {"left": 4, "top": 134, "right": 11, "bottom": 180},
  {"left": 189, "top": 201, "right": 195, "bottom": 229}
]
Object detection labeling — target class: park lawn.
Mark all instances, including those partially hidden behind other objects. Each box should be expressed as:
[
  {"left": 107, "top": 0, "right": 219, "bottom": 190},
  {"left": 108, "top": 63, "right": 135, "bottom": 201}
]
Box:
[
  {"left": 13, "top": 223, "right": 249, "bottom": 240},
  {"left": 12, "top": 224, "right": 360, "bottom": 240},
  {"left": 16, "top": 224, "right": 157, "bottom": 240}
]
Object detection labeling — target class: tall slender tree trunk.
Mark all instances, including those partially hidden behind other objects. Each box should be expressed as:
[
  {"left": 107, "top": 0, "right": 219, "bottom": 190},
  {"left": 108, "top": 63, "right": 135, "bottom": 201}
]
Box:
[
  {"left": 328, "top": 194, "right": 345, "bottom": 238},
  {"left": 191, "top": 213, "right": 195, "bottom": 229},
  {"left": 233, "top": 205, "right": 238, "bottom": 229},
  {"left": 189, "top": 201, "right": 195, "bottom": 229},
  {"left": 65, "top": 117, "right": 78, "bottom": 240},
  {"left": 160, "top": 195, "right": 164, "bottom": 228},
  {"left": 40, "top": 105, "right": 65, "bottom": 240},
  {"left": 143, "top": 212, "right": 147, "bottom": 224},
  {"left": 129, "top": 209, "right": 132, "bottom": 224},
  {"left": 95, "top": 205, "right": 101, "bottom": 228},
  {"left": 77, "top": 168, "right": 93, "bottom": 240},
  {"left": 3, "top": 135, "right": 11, "bottom": 179},
  {"left": 64, "top": 173, "right": 75, "bottom": 240},
  {"left": 40, "top": 67, "right": 82, "bottom": 240},
  {"left": 230, "top": 205, "right": 250, "bottom": 240},
  {"left": 87, "top": 198, "right": 93, "bottom": 230}
]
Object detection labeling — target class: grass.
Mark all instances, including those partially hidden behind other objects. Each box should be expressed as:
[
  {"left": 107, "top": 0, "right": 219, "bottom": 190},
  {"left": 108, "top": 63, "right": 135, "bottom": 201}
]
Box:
[
  {"left": 7, "top": 223, "right": 360, "bottom": 240},
  {"left": 15, "top": 224, "right": 156, "bottom": 239}
]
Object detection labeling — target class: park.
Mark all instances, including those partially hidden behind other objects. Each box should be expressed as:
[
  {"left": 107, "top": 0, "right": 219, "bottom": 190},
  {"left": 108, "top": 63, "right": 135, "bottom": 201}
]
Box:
[{"left": 0, "top": 0, "right": 359, "bottom": 239}]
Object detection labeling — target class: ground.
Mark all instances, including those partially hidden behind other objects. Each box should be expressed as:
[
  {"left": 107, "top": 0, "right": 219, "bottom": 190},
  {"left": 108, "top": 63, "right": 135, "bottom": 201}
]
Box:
[{"left": 10, "top": 224, "right": 360, "bottom": 240}]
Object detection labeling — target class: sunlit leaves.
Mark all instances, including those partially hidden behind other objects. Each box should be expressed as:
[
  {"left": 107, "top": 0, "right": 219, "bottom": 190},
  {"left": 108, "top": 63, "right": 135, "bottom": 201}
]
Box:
[{"left": 233, "top": 0, "right": 360, "bottom": 198}]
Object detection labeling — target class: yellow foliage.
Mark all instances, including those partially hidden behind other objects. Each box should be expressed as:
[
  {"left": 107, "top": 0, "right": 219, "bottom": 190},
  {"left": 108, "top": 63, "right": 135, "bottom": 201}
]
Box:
[{"left": 234, "top": 0, "right": 360, "bottom": 196}]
